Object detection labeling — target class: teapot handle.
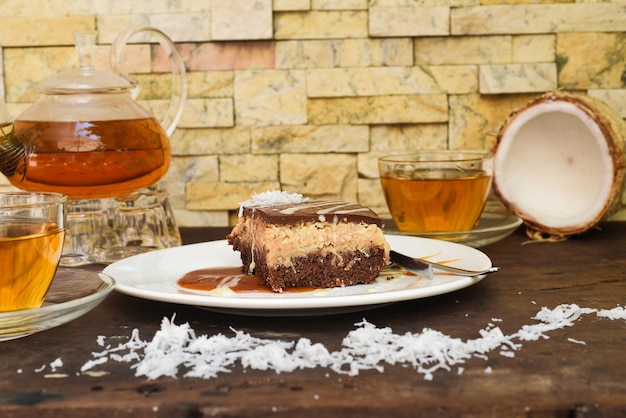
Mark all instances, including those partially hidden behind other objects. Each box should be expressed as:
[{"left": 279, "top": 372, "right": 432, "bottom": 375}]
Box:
[{"left": 110, "top": 26, "right": 187, "bottom": 137}]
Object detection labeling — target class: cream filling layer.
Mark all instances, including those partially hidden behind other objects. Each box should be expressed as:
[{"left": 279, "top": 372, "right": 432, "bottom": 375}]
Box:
[{"left": 253, "top": 221, "right": 390, "bottom": 269}]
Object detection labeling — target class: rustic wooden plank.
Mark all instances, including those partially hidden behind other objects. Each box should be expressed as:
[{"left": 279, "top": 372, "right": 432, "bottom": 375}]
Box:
[{"left": 1, "top": 224, "right": 626, "bottom": 417}]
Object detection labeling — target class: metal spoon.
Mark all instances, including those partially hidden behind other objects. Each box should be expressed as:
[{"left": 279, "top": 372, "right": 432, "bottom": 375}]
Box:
[{"left": 390, "top": 250, "right": 499, "bottom": 278}]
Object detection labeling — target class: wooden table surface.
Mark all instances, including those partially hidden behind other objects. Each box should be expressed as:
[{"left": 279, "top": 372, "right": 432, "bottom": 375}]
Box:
[{"left": 2, "top": 223, "right": 626, "bottom": 417}]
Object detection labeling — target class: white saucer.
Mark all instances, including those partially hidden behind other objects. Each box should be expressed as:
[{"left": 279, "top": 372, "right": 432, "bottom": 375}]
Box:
[{"left": 383, "top": 200, "right": 522, "bottom": 247}]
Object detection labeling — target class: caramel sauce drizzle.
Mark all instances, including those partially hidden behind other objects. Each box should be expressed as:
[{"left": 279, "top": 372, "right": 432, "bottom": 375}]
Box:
[
  {"left": 177, "top": 267, "right": 315, "bottom": 293},
  {"left": 177, "top": 264, "right": 418, "bottom": 295}
]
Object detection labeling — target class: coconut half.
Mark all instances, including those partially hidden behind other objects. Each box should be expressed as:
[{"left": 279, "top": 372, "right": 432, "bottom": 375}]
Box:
[{"left": 493, "top": 91, "right": 626, "bottom": 239}]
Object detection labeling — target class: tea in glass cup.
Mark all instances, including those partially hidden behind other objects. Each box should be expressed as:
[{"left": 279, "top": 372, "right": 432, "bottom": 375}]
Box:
[
  {"left": 0, "top": 192, "right": 66, "bottom": 311},
  {"left": 378, "top": 151, "right": 493, "bottom": 233}
]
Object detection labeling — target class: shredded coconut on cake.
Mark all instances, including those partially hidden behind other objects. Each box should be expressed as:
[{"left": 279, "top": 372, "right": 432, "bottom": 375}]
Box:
[{"left": 237, "top": 190, "right": 308, "bottom": 217}]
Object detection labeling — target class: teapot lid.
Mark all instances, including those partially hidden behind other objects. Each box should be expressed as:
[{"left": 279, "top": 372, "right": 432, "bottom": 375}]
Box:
[{"left": 37, "top": 31, "right": 133, "bottom": 93}]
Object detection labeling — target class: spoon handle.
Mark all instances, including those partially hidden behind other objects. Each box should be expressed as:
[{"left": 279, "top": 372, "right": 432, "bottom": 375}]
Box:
[{"left": 390, "top": 250, "right": 499, "bottom": 277}]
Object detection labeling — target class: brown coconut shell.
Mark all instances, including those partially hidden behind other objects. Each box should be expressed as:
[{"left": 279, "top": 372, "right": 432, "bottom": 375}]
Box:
[{"left": 492, "top": 91, "right": 626, "bottom": 239}]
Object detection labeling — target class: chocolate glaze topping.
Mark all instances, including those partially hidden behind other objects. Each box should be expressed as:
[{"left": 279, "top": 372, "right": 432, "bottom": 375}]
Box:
[{"left": 243, "top": 200, "right": 383, "bottom": 226}]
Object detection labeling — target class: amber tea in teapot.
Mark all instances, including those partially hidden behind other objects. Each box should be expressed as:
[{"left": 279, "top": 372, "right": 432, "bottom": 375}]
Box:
[
  {"left": 8, "top": 118, "right": 170, "bottom": 199},
  {"left": 0, "top": 28, "right": 185, "bottom": 200}
]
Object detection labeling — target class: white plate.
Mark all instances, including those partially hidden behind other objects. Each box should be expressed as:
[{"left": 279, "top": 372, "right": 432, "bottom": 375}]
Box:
[
  {"left": 0, "top": 268, "right": 115, "bottom": 341},
  {"left": 383, "top": 200, "right": 522, "bottom": 247},
  {"left": 105, "top": 235, "right": 493, "bottom": 316}
]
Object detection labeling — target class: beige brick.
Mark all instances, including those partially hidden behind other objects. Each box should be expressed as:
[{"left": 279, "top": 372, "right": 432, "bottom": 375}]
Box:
[
  {"left": 211, "top": 0, "right": 272, "bottom": 41},
  {"left": 92, "top": 0, "right": 211, "bottom": 14},
  {"left": 307, "top": 67, "right": 441, "bottom": 98},
  {"left": 480, "top": 0, "right": 569, "bottom": 4},
  {"left": 1, "top": 1, "right": 94, "bottom": 17},
  {"left": 415, "top": 36, "right": 511, "bottom": 65},
  {"left": 171, "top": 127, "right": 251, "bottom": 156},
  {"left": 448, "top": 93, "right": 537, "bottom": 149},
  {"left": 11, "top": 0, "right": 210, "bottom": 18},
  {"left": 479, "top": 63, "right": 557, "bottom": 94},
  {"left": 5, "top": 103, "right": 29, "bottom": 120},
  {"left": 171, "top": 209, "right": 230, "bottom": 227},
  {"left": 312, "top": 0, "right": 368, "bottom": 9},
  {"left": 369, "top": 7, "right": 449, "bottom": 37},
  {"left": 359, "top": 124, "right": 448, "bottom": 179},
  {"left": 251, "top": 125, "right": 369, "bottom": 153},
  {"left": 160, "top": 180, "right": 211, "bottom": 223},
  {"left": 102, "top": 44, "right": 151, "bottom": 74},
  {"left": 588, "top": 89, "right": 626, "bottom": 119},
  {"left": 371, "top": 0, "right": 477, "bottom": 6},
  {"left": 275, "top": 11, "right": 368, "bottom": 39},
  {"left": 607, "top": 210, "right": 626, "bottom": 222},
  {"left": 0, "top": 185, "right": 19, "bottom": 193},
  {"left": 3, "top": 43, "right": 150, "bottom": 103},
  {"left": 429, "top": 65, "right": 478, "bottom": 94},
  {"left": 97, "top": 14, "right": 210, "bottom": 43},
  {"left": 179, "top": 98, "right": 235, "bottom": 128},
  {"left": 357, "top": 178, "right": 388, "bottom": 219},
  {"left": 513, "top": 35, "right": 555, "bottom": 63},
  {"left": 280, "top": 153, "right": 357, "bottom": 200},
  {"left": 186, "top": 71, "right": 234, "bottom": 99},
  {"left": 4, "top": 46, "right": 76, "bottom": 103},
  {"left": 0, "top": 51, "right": 4, "bottom": 99},
  {"left": 358, "top": 152, "right": 380, "bottom": 181},
  {"left": 235, "top": 70, "right": 307, "bottom": 126},
  {"left": 132, "top": 100, "right": 171, "bottom": 134},
  {"left": 557, "top": 32, "right": 626, "bottom": 90},
  {"left": 274, "top": 0, "right": 311, "bottom": 11},
  {"left": 308, "top": 95, "right": 448, "bottom": 125},
  {"left": 452, "top": 4, "right": 626, "bottom": 35},
  {"left": 172, "top": 42, "right": 275, "bottom": 72},
  {"left": 141, "top": 14, "right": 211, "bottom": 42},
  {"left": 370, "top": 124, "right": 448, "bottom": 153},
  {"left": 5, "top": 42, "right": 151, "bottom": 102},
  {"left": 0, "top": 17, "right": 94, "bottom": 46},
  {"left": 139, "top": 98, "right": 231, "bottom": 131},
  {"left": 132, "top": 74, "right": 172, "bottom": 100},
  {"left": 162, "top": 155, "right": 219, "bottom": 183},
  {"left": 276, "top": 38, "right": 412, "bottom": 69},
  {"left": 220, "top": 154, "right": 279, "bottom": 182},
  {"left": 0, "top": 174, "right": 11, "bottom": 186},
  {"left": 156, "top": 180, "right": 186, "bottom": 211},
  {"left": 186, "top": 181, "right": 280, "bottom": 210}
]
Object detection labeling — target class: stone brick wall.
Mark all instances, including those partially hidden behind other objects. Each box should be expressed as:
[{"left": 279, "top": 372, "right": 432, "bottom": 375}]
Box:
[{"left": 1, "top": 0, "right": 625, "bottom": 226}]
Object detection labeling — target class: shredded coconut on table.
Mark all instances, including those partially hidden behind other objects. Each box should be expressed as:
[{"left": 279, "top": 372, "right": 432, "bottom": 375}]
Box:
[
  {"left": 35, "top": 303, "right": 626, "bottom": 381},
  {"left": 596, "top": 306, "right": 626, "bottom": 320}
]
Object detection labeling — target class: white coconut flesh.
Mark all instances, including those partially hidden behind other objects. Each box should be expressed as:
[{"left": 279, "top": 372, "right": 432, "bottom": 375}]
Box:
[{"left": 494, "top": 98, "right": 621, "bottom": 234}]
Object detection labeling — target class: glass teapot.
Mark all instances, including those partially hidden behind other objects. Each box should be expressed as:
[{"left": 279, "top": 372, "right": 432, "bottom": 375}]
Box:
[{"left": 0, "top": 27, "right": 186, "bottom": 199}]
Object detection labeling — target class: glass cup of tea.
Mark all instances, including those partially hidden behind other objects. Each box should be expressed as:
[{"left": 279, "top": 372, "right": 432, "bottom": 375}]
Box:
[
  {"left": 0, "top": 192, "right": 66, "bottom": 311},
  {"left": 378, "top": 151, "right": 493, "bottom": 233}
]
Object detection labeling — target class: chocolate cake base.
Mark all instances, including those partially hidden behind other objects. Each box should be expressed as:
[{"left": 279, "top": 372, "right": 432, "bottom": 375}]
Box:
[{"left": 251, "top": 247, "right": 387, "bottom": 292}]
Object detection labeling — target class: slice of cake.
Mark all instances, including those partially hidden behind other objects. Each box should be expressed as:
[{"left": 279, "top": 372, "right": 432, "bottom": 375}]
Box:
[{"left": 227, "top": 191, "right": 390, "bottom": 293}]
